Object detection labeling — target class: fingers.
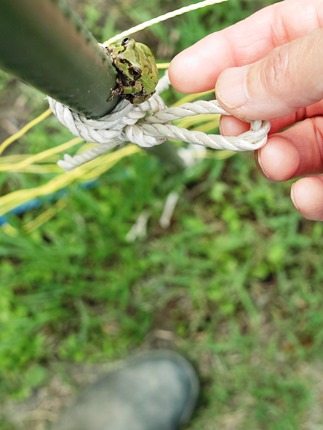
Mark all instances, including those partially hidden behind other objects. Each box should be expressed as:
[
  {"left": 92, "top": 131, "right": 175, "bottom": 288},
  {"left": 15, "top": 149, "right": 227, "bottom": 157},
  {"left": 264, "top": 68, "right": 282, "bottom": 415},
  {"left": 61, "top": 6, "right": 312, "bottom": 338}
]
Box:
[
  {"left": 219, "top": 100, "right": 323, "bottom": 134},
  {"left": 256, "top": 117, "right": 323, "bottom": 180},
  {"left": 291, "top": 177, "right": 323, "bottom": 221},
  {"left": 216, "top": 28, "right": 323, "bottom": 121},
  {"left": 220, "top": 114, "right": 323, "bottom": 221},
  {"left": 220, "top": 115, "right": 323, "bottom": 179},
  {"left": 256, "top": 116, "right": 323, "bottom": 221},
  {"left": 168, "top": 0, "right": 323, "bottom": 221},
  {"left": 169, "top": 0, "right": 323, "bottom": 93}
]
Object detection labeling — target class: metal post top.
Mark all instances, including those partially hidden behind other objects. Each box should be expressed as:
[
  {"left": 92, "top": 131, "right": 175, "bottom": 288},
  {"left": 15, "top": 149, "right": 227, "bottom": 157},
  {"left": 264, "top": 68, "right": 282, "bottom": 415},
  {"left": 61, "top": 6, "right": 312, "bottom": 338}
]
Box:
[{"left": 0, "top": 0, "right": 119, "bottom": 118}]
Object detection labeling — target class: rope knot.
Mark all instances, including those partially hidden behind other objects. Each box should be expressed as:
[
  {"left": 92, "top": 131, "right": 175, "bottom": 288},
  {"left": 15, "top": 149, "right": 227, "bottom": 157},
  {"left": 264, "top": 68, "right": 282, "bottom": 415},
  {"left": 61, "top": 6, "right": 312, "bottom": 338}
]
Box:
[{"left": 48, "top": 73, "right": 270, "bottom": 171}]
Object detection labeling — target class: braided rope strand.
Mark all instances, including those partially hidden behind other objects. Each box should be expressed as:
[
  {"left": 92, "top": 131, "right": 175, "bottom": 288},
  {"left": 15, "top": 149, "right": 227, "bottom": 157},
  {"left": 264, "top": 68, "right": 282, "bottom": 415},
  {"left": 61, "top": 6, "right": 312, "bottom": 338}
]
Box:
[{"left": 48, "top": 73, "right": 270, "bottom": 171}]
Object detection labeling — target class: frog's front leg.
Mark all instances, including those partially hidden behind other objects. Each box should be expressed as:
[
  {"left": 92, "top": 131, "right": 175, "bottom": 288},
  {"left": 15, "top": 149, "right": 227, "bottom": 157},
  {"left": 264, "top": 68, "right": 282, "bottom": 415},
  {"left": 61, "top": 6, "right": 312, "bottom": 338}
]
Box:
[{"left": 122, "top": 80, "right": 142, "bottom": 95}]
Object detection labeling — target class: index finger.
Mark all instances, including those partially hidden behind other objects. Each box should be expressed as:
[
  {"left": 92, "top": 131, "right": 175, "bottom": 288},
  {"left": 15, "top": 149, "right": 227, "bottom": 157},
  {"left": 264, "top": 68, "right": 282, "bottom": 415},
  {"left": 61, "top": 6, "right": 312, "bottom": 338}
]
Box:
[{"left": 169, "top": 0, "right": 323, "bottom": 93}]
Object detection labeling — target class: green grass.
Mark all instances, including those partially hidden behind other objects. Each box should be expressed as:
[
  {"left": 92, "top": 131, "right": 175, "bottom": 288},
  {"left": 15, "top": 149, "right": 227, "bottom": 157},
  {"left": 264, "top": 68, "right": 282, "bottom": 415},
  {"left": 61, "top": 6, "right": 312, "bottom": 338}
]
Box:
[
  {"left": 1, "top": 0, "right": 323, "bottom": 429},
  {"left": 1, "top": 151, "right": 323, "bottom": 428}
]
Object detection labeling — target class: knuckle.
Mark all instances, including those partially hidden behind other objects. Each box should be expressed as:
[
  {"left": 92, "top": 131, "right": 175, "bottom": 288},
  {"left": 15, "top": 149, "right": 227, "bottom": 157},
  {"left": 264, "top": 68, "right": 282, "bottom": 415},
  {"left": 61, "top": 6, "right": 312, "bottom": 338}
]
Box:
[
  {"left": 260, "top": 47, "right": 291, "bottom": 96},
  {"left": 307, "top": 117, "right": 323, "bottom": 172},
  {"left": 313, "top": 117, "right": 323, "bottom": 152}
]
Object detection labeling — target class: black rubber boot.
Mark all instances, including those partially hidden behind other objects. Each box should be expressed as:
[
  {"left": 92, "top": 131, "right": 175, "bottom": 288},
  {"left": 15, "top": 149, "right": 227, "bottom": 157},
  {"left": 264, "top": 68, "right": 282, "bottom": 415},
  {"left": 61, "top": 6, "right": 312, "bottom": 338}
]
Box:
[{"left": 50, "top": 350, "right": 199, "bottom": 430}]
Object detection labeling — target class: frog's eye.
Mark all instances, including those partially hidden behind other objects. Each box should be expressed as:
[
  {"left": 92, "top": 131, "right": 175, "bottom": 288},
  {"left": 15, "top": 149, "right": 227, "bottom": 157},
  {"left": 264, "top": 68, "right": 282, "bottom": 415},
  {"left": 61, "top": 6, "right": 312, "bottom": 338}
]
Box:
[
  {"left": 122, "top": 38, "right": 130, "bottom": 46},
  {"left": 131, "top": 67, "right": 142, "bottom": 79},
  {"left": 121, "top": 38, "right": 135, "bottom": 49}
]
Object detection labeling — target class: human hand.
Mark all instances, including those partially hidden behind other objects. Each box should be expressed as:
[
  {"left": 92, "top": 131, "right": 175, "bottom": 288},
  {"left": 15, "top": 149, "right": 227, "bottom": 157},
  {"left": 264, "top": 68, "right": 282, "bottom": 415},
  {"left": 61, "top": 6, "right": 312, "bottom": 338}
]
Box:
[{"left": 169, "top": 0, "right": 323, "bottom": 221}]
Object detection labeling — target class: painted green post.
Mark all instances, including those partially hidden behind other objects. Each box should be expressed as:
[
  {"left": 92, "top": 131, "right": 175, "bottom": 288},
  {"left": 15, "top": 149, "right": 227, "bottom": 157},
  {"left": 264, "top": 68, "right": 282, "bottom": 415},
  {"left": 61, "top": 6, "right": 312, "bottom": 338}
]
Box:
[
  {"left": 0, "top": 0, "right": 185, "bottom": 168},
  {"left": 0, "top": 0, "right": 118, "bottom": 118}
]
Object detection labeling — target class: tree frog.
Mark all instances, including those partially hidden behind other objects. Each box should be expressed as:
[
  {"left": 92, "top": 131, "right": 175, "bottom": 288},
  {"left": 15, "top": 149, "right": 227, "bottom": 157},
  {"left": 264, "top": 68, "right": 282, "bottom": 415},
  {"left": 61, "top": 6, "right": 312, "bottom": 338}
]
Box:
[{"left": 105, "top": 38, "right": 158, "bottom": 104}]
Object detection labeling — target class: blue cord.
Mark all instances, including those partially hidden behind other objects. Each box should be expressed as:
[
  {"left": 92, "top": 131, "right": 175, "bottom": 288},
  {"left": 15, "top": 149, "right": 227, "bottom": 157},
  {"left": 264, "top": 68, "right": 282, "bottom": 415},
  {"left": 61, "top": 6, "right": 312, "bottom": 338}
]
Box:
[{"left": 0, "top": 180, "right": 98, "bottom": 226}]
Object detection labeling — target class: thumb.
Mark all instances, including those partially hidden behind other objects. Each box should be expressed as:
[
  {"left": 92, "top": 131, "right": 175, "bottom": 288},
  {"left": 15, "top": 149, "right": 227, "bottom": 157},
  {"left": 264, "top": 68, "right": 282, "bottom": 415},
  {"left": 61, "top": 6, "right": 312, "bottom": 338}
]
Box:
[{"left": 216, "top": 28, "right": 323, "bottom": 121}]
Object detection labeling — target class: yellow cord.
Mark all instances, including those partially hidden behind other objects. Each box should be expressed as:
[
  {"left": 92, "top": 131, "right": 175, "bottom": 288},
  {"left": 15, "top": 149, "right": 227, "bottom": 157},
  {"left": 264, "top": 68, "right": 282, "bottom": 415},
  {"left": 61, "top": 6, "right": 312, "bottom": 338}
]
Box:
[
  {"left": 0, "top": 137, "right": 82, "bottom": 172},
  {"left": 0, "top": 109, "right": 52, "bottom": 155},
  {"left": 24, "top": 199, "right": 67, "bottom": 233},
  {"left": 0, "top": 145, "right": 139, "bottom": 216}
]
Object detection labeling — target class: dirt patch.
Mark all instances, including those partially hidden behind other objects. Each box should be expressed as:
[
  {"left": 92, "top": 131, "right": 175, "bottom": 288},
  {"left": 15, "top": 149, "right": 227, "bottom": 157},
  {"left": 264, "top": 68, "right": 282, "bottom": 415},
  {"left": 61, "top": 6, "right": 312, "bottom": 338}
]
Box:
[
  {"left": 1, "top": 361, "right": 119, "bottom": 430},
  {"left": 299, "top": 362, "right": 323, "bottom": 430},
  {"left": 3, "top": 358, "right": 323, "bottom": 430}
]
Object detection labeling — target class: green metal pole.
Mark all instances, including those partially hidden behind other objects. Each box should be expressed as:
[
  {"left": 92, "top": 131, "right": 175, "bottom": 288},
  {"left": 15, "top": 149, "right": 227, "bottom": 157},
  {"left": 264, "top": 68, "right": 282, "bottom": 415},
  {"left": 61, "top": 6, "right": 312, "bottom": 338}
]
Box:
[
  {"left": 0, "top": 0, "right": 118, "bottom": 119},
  {"left": 0, "top": 0, "right": 185, "bottom": 168}
]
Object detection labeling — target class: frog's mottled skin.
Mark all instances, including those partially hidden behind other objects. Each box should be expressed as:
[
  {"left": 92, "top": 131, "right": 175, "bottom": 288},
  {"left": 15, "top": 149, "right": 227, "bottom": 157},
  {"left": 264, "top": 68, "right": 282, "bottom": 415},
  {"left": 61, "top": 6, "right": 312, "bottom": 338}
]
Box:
[{"left": 106, "top": 38, "right": 158, "bottom": 104}]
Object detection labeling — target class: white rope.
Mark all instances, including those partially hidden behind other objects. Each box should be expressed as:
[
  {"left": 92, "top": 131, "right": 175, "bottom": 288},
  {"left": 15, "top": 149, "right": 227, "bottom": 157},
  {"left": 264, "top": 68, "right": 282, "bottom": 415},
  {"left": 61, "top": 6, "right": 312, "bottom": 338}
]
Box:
[
  {"left": 125, "top": 210, "right": 150, "bottom": 242},
  {"left": 103, "top": 0, "right": 228, "bottom": 45},
  {"left": 159, "top": 191, "right": 180, "bottom": 229},
  {"left": 48, "top": 73, "right": 270, "bottom": 171}
]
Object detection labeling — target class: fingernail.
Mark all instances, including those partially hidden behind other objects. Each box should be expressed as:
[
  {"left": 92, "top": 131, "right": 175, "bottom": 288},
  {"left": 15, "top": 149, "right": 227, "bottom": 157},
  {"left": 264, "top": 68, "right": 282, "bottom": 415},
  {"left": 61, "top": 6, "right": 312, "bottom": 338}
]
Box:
[
  {"left": 290, "top": 183, "right": 300, "bottom": 212},
  {"left": 254, "top": 150, "right": 270, "bottom": 179},
  {"left": 216, "top": 66, "right": 249, "bottom": 109}
]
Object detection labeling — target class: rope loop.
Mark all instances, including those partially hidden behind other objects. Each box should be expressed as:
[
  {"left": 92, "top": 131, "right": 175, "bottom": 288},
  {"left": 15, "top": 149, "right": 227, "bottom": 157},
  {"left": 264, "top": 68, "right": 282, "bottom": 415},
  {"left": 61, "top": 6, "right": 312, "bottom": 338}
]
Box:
[{"left": 48, "top": 72, "right": 270, "bottom": 171}]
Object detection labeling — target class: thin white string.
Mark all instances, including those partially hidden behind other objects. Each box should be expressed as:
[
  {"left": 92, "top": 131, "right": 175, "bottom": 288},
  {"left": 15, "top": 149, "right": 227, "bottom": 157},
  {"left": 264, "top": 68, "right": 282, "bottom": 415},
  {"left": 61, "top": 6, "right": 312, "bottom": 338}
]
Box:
[
  {"left": 103, "top": 0, "right": 228, "bottom": 45},
  {"left": 48, "top": 73, "right": 270, "bottom": 171}
]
